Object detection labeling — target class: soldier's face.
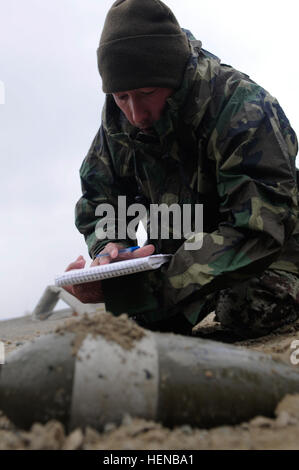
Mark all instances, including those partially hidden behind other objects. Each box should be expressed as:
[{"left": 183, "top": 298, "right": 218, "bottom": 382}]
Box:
[{"left": 112, "top": 87, "right": 174, "bottom": 133}]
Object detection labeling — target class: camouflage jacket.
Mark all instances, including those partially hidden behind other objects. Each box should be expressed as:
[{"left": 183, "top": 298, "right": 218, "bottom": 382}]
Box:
[{"left": 75, "top": 36, "right": 299, "bottom": 323}]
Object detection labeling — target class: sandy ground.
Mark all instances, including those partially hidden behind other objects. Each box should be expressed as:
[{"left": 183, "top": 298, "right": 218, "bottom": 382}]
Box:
[{"left": 1, "top": 310, "right": 299, "bottom": 450}]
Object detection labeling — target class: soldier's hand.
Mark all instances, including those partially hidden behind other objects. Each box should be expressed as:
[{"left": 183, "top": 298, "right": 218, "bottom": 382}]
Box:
[
  {"left": 62, "top": 244, "right": 155, "bottom": 303},
  {"left": 93, "top": 242, "right": 155, "bottom": 266},
  {"left": 62, "top": 255, "right": 104, "bottom": 304}
]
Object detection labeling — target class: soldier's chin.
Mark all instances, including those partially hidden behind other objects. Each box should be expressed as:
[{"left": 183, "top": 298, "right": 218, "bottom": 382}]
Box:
[{"left": 139, "top": 126, "right": 154, "bottom": 134}]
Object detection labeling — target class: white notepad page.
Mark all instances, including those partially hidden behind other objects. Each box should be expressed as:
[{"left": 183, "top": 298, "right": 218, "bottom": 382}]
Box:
[{"left": 55, "top": 254, "right": 172, "bottom": 287}]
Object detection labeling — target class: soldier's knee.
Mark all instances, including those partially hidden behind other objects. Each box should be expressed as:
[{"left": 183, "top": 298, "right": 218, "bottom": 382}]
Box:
[{"left": 215, "top": 270, "right": 299, "bottom": 339}]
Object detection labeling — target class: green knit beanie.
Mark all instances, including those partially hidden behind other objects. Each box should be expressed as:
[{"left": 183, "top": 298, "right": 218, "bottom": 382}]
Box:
[{"left": 97, "top": 0, "right": 191, "bottom": 93}]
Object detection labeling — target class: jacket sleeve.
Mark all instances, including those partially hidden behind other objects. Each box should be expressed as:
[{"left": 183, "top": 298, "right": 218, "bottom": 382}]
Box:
[
  {"left": 165, "top": 79, "right": 298, "bottom": 307},
  {"left": 75, "top": 125, "right": 137, "bottom": 259}
]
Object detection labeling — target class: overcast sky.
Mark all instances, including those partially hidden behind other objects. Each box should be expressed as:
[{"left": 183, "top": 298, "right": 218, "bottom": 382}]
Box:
[{"left": 0, "top": 0, "right": 298, "bottom": 320}]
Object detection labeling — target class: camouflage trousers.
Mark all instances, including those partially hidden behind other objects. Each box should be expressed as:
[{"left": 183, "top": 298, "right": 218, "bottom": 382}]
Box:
[
  {"left": 102, "top": 269, "right": 299, "bottom": 339},
  {"left": 212, "top": 269, "right": 299, "bottom": 338}
]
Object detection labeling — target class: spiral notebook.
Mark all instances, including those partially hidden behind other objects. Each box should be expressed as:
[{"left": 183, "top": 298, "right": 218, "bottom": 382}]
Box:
[{"left": 55, "top": 254, "right": 172, "bottom": 287}]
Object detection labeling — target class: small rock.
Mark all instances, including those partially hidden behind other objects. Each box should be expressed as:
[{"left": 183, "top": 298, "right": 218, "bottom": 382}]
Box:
[
  {"left": 122, "top": 414, "right": 133, "bottom": 426},
  {"left": 84, "top": 426, "right": 101, "bottom": 444},
  {"left": 249, "top": 416, "right": 273, "bottom": 428},
  {"left": 62, "top": 429, "right": 83, "bottom": 450},
  {"left": 179, "top": 425, "right": 193, "bottom": 435},
  {"left": 240, "top": 423, "right": 249, "bottom": 430},
  {"left": 104, "top": 422, "right": 117, "bottom": 433},
  {"left": 275, "top": 394, "right": 299, "bottom": 420},
  {"left": 23, "top": 421, "right": 65, "bottom": 450},
  {"left": 274, "top": 411, "right": 295, "bottom": 428}
]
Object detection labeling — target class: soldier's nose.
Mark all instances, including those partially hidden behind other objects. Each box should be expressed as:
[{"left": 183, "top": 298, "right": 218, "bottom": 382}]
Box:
[{"left": 130, "top": 101, "right": 150, "bottom": 127}]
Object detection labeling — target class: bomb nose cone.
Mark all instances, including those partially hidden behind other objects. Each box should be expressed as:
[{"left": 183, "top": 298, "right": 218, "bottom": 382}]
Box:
[{"left": 0, "top": 332, "right": 76, "bottom": 430}]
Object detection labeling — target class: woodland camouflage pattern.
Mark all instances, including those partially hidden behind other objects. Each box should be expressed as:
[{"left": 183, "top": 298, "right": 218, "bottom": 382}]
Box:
[{"left": 75, "top": 31, "right": 299, "bottom": 328}]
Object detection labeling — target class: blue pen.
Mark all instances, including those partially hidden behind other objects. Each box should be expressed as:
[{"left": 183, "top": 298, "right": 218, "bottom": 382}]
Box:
[{"left": 96, "top": 245, "right": 140, "bottom": 258}]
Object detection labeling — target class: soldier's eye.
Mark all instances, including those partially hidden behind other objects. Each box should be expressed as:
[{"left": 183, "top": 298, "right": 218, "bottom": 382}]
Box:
[{"left": 141, "top": 90, "right": 155, "bottom": 96}]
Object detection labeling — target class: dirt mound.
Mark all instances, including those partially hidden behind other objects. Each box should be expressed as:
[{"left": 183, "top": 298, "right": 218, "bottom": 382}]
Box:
[{"left": 55, "top": 311, "right": 145, "bottom": 355}]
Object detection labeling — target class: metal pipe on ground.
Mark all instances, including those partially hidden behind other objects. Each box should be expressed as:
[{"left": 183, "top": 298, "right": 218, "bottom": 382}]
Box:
[{"left": 0, "top": 330, "right": 299, "bottom": 431}]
